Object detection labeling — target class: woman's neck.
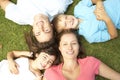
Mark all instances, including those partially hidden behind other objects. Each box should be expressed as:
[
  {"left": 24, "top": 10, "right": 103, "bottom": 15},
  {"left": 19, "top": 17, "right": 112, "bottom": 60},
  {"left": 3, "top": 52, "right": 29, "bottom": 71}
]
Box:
[
  {"left": 62, "top": 59, "right": 80, "bottom": 80},
  {"left": 62, "top": 59, "right": 79, "bottom": 70}
]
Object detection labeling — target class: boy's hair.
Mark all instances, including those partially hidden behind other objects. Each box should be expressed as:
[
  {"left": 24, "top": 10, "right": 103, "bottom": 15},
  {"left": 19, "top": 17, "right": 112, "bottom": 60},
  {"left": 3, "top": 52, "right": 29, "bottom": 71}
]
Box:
[{"left": 52, "top": 13, "right": 64, "bottom": 34}]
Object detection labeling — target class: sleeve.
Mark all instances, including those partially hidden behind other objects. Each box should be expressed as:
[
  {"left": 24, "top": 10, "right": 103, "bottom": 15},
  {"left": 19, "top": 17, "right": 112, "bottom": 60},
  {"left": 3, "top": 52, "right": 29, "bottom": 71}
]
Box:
[
  {"left": 85, "top": 29, "right": 111, "bottom": 43},
  {"left": 79, "top": 0, "right": 93, "bottom": 7},
  {"left": 44, "top": 69, "right": 52, "bottom": 80},
  {"left": 88, "top": 56, "right": 101, "bottom": 74},
  {"left": 65, "top": 0, "right": 73, "bottom": 5},
  {"left": 44, "top": 68, "right": 58, "bottom": 80},
  {"left": 74, "top": 0, "right": 95, "bottom": 18},
  {"left": 59, "top": 0, "right": 73, "bottom": 12},
  {"left": 78, "top": 21, "right": 111, "bottom": 43}
]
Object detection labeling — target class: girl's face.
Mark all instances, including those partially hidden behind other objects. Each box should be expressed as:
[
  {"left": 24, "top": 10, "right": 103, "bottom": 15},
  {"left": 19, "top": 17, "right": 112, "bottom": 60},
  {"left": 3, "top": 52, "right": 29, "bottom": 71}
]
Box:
[
  {"left": 56, "top": 14, "right": 79, "bottom": 33},
  {"left": 32, "top": 14, "right": 53, "bottom": 43},
  {"left": 34, "top": 52, "right": 55, "bottom": 70},
  {"left": 59, "top": 33, "right": 79, "bottom": 59}
]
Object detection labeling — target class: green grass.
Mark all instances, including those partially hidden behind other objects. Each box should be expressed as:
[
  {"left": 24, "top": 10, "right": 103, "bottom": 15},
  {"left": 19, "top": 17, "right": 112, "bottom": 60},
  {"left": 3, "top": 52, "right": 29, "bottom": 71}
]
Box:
[{"left": 0, "top": 0, "right": 120, "bottom": 80}]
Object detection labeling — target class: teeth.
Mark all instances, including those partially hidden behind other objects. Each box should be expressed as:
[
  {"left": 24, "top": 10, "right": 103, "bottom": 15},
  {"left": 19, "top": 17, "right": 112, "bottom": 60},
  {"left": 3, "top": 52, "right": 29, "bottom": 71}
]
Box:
[{"left": 67, "top": 51, "right": 74, "bottom": 55}]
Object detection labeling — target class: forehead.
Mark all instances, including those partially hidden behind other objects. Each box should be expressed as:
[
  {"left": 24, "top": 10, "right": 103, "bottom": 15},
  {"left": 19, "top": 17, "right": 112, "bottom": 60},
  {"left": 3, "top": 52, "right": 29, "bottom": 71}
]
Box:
[
  {"left": 40, "top": 52, "right": 56, "bottom": 59},
  {"left": 34, "top": 14, "right": 49, "bottom": 20},
  {"left": 61, "top": 33, "right": 77, "bottom": 41}
]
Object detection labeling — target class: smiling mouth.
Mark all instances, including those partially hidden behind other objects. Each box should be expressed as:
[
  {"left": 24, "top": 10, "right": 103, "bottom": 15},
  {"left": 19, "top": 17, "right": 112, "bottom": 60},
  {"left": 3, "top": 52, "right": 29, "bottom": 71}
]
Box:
[{"left": 67, "top": 51, "right": 74, "bottom": 55}]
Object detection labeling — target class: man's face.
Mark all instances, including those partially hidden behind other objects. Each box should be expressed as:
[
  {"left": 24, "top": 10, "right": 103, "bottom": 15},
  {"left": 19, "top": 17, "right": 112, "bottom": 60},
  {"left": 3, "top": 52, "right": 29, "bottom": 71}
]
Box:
[{"left": 32, "top": 14, "right": 53, "bottom": 43}]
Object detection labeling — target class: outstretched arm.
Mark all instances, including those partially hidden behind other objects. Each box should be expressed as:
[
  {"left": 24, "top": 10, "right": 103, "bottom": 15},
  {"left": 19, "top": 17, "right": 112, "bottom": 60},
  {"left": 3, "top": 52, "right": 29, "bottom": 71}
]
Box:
[
  {"left": 94, "top": 1, "right": 118, "bottom": 39},
  {"left": 99, "top": 62, "right": 120, "bottom": 80},
  {"left": 7, "top": 51, "right": 33, "bottom": 74}
]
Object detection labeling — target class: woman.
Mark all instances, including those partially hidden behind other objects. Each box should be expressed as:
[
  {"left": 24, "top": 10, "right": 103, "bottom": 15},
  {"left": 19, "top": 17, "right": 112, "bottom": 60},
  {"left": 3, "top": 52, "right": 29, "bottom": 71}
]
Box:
[
  {"left": 52, "top": 0, "right": 120, "bottom": 43},
  {"left": 43, "top": 29, "right": 120, "bottom": 80},
  {"left": 0, "top": 47, "right": 59, "bottom": 80}
]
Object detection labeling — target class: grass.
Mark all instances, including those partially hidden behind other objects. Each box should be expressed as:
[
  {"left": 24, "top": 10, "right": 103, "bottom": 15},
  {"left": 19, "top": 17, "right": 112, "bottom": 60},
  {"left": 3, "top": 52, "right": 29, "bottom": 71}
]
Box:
[{"left": 0, "top": 0, "right": 120, "bottom": 80}]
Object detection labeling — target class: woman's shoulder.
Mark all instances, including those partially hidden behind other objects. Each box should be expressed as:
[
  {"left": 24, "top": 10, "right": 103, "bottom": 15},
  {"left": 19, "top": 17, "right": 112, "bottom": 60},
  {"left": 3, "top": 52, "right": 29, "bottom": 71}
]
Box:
[
  {"left": 78, "top": 56, "right": 101, "bottom": 64},
  {"left": 45, "top": 63, "right": 62, "bottom": 74}
]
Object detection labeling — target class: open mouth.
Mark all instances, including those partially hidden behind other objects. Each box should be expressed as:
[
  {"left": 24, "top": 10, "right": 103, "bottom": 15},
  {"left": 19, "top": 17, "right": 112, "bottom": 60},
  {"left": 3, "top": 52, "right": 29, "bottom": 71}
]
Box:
[{"left": 67, "top": 51, "right": 74, "bottom": 55}]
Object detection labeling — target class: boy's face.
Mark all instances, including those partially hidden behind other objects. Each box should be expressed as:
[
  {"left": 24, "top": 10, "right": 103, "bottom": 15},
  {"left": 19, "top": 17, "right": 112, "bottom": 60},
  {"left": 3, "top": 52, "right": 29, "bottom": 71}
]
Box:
[
  {"left": 56, "top": 14, "right": 79, "bottom": 33},
  {"left": 32, "top": 14, "right": 53, "bottom": 43}
]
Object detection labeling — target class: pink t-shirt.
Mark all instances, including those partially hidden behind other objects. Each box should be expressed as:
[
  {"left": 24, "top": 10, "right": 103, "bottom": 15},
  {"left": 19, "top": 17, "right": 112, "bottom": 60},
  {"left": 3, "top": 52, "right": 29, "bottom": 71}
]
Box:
[{"left": 44, "top": 56, "right": 101, "bottom": 80}]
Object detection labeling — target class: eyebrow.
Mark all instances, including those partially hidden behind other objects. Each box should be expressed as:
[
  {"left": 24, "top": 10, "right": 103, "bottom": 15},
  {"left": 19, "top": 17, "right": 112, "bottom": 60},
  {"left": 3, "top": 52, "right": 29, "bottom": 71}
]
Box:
[{"left": 35, "top": 32, "right": 41, "bottom": 36}]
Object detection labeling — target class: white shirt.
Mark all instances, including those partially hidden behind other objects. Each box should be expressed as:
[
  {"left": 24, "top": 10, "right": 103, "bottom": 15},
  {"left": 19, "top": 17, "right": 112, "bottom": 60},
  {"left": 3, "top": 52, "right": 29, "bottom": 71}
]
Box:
[
  {"left": 5, "top": 0, "right": 73, "bottom": 25},
  {"left": 0, "top": 58, "right": 36, "bottom": 80}
]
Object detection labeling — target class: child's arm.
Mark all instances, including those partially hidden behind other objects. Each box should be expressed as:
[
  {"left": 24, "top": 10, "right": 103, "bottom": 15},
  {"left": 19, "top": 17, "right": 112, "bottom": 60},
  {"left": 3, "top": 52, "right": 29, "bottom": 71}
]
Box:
[
  {"left": 7, "top": 51, "right": 33, "bottom": 74},
  {"left": 94, "top": 1, "right": 118, "bottom": 39},
  {"left": 91, "top": 0, "right": 102, "bottom": 4}
]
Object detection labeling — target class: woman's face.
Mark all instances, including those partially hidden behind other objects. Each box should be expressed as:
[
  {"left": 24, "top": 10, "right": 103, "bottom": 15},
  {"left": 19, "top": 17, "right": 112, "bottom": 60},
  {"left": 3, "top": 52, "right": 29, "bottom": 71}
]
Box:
[
  {"left": 34, "top": 52, "right": 55, "bottom": 70},
  {"left": 59, "top": 33, "right": 79, "bottom": 59},
  {"left": 56, "top": 14, "right": 79, "bottom": 33},
  {"left": 32, "top": 14, "right": 53, "bottom": 43}
]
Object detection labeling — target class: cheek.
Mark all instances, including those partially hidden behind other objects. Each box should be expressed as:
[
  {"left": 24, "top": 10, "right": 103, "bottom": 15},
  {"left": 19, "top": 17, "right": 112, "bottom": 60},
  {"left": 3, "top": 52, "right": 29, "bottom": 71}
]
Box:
[
  {"left": 36, "top": 58, "right": 42, "bottom": 64},
  {"left": 45, "top": 64, "right": 51, "bottom": 69}
]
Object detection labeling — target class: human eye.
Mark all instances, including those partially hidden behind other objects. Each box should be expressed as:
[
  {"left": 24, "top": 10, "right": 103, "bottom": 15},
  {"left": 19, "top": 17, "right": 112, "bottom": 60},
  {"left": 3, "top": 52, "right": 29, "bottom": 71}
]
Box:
[
  {"left": 72, "top": 41, "right": 77, "bottom": 45},
  {"left": 48, "top": 61, "right": 53, "bottom": 64},
  {"left": 43, "top": 56, "right": 47, "bottom": 60},
  {"left": 62, "top": 43, "right": 67, "bottom": 46},
  {"left": 35, "top": 32, "right": 40, "bottom": 36}
]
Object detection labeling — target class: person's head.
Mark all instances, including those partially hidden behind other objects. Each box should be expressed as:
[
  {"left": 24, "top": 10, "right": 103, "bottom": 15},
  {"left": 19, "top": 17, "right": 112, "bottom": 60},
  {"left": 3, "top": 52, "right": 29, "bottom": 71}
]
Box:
[
  {"left": 31, "top": 46, "right": 60, "bottom": 70},
  {"left": 32, "top": 14, "right": 54, "bottom": 43},
  {"left": 25, "top": 30, "right": 55, "bottom": 53},
  {"left": 25, "top": 14, "right": 56, "bottom": 53},
  {"left": 52, "top": 14, "right": 79, "bottom": 33},
  {"left": 56, "top": 29, "right": 86, "bottom": 60}
]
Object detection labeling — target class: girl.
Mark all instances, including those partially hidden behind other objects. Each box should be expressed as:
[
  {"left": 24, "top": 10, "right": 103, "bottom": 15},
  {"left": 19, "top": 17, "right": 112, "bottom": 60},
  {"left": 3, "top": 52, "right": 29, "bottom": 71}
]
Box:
[{"left": 0, "top": 47, "right": 59, "bottom": 80}]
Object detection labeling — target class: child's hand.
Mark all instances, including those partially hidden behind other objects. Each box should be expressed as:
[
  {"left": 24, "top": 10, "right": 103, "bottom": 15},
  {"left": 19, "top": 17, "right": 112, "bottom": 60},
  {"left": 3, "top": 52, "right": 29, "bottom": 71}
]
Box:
[
  {"left": 26, "top": 52, "right": 33, "bottom": 57},
  {"left": 8, "top": 60, "right": 19, "bottom": 74},
  {"left": 94, "top": 1, "right": 109, "bottom": 21}
]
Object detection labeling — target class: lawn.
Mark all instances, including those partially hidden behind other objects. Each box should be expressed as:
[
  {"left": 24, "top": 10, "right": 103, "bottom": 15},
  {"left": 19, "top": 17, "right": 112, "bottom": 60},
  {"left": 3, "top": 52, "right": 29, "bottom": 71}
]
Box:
[{"left": 0, "top": 0, "right": 120, "bottom": 80}]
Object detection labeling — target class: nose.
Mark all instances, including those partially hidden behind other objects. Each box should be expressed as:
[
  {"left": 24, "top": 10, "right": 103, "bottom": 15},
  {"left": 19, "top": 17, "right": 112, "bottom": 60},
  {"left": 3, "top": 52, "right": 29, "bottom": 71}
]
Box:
[
  {"left": 44, "top": 27, "right": 50, "bottom": 32},
  {"left": 42, "top": 61, "right": 47, "bottom": 67},
  {"left": 68, "top": 44, "right": 73, "bottom": 50}
]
